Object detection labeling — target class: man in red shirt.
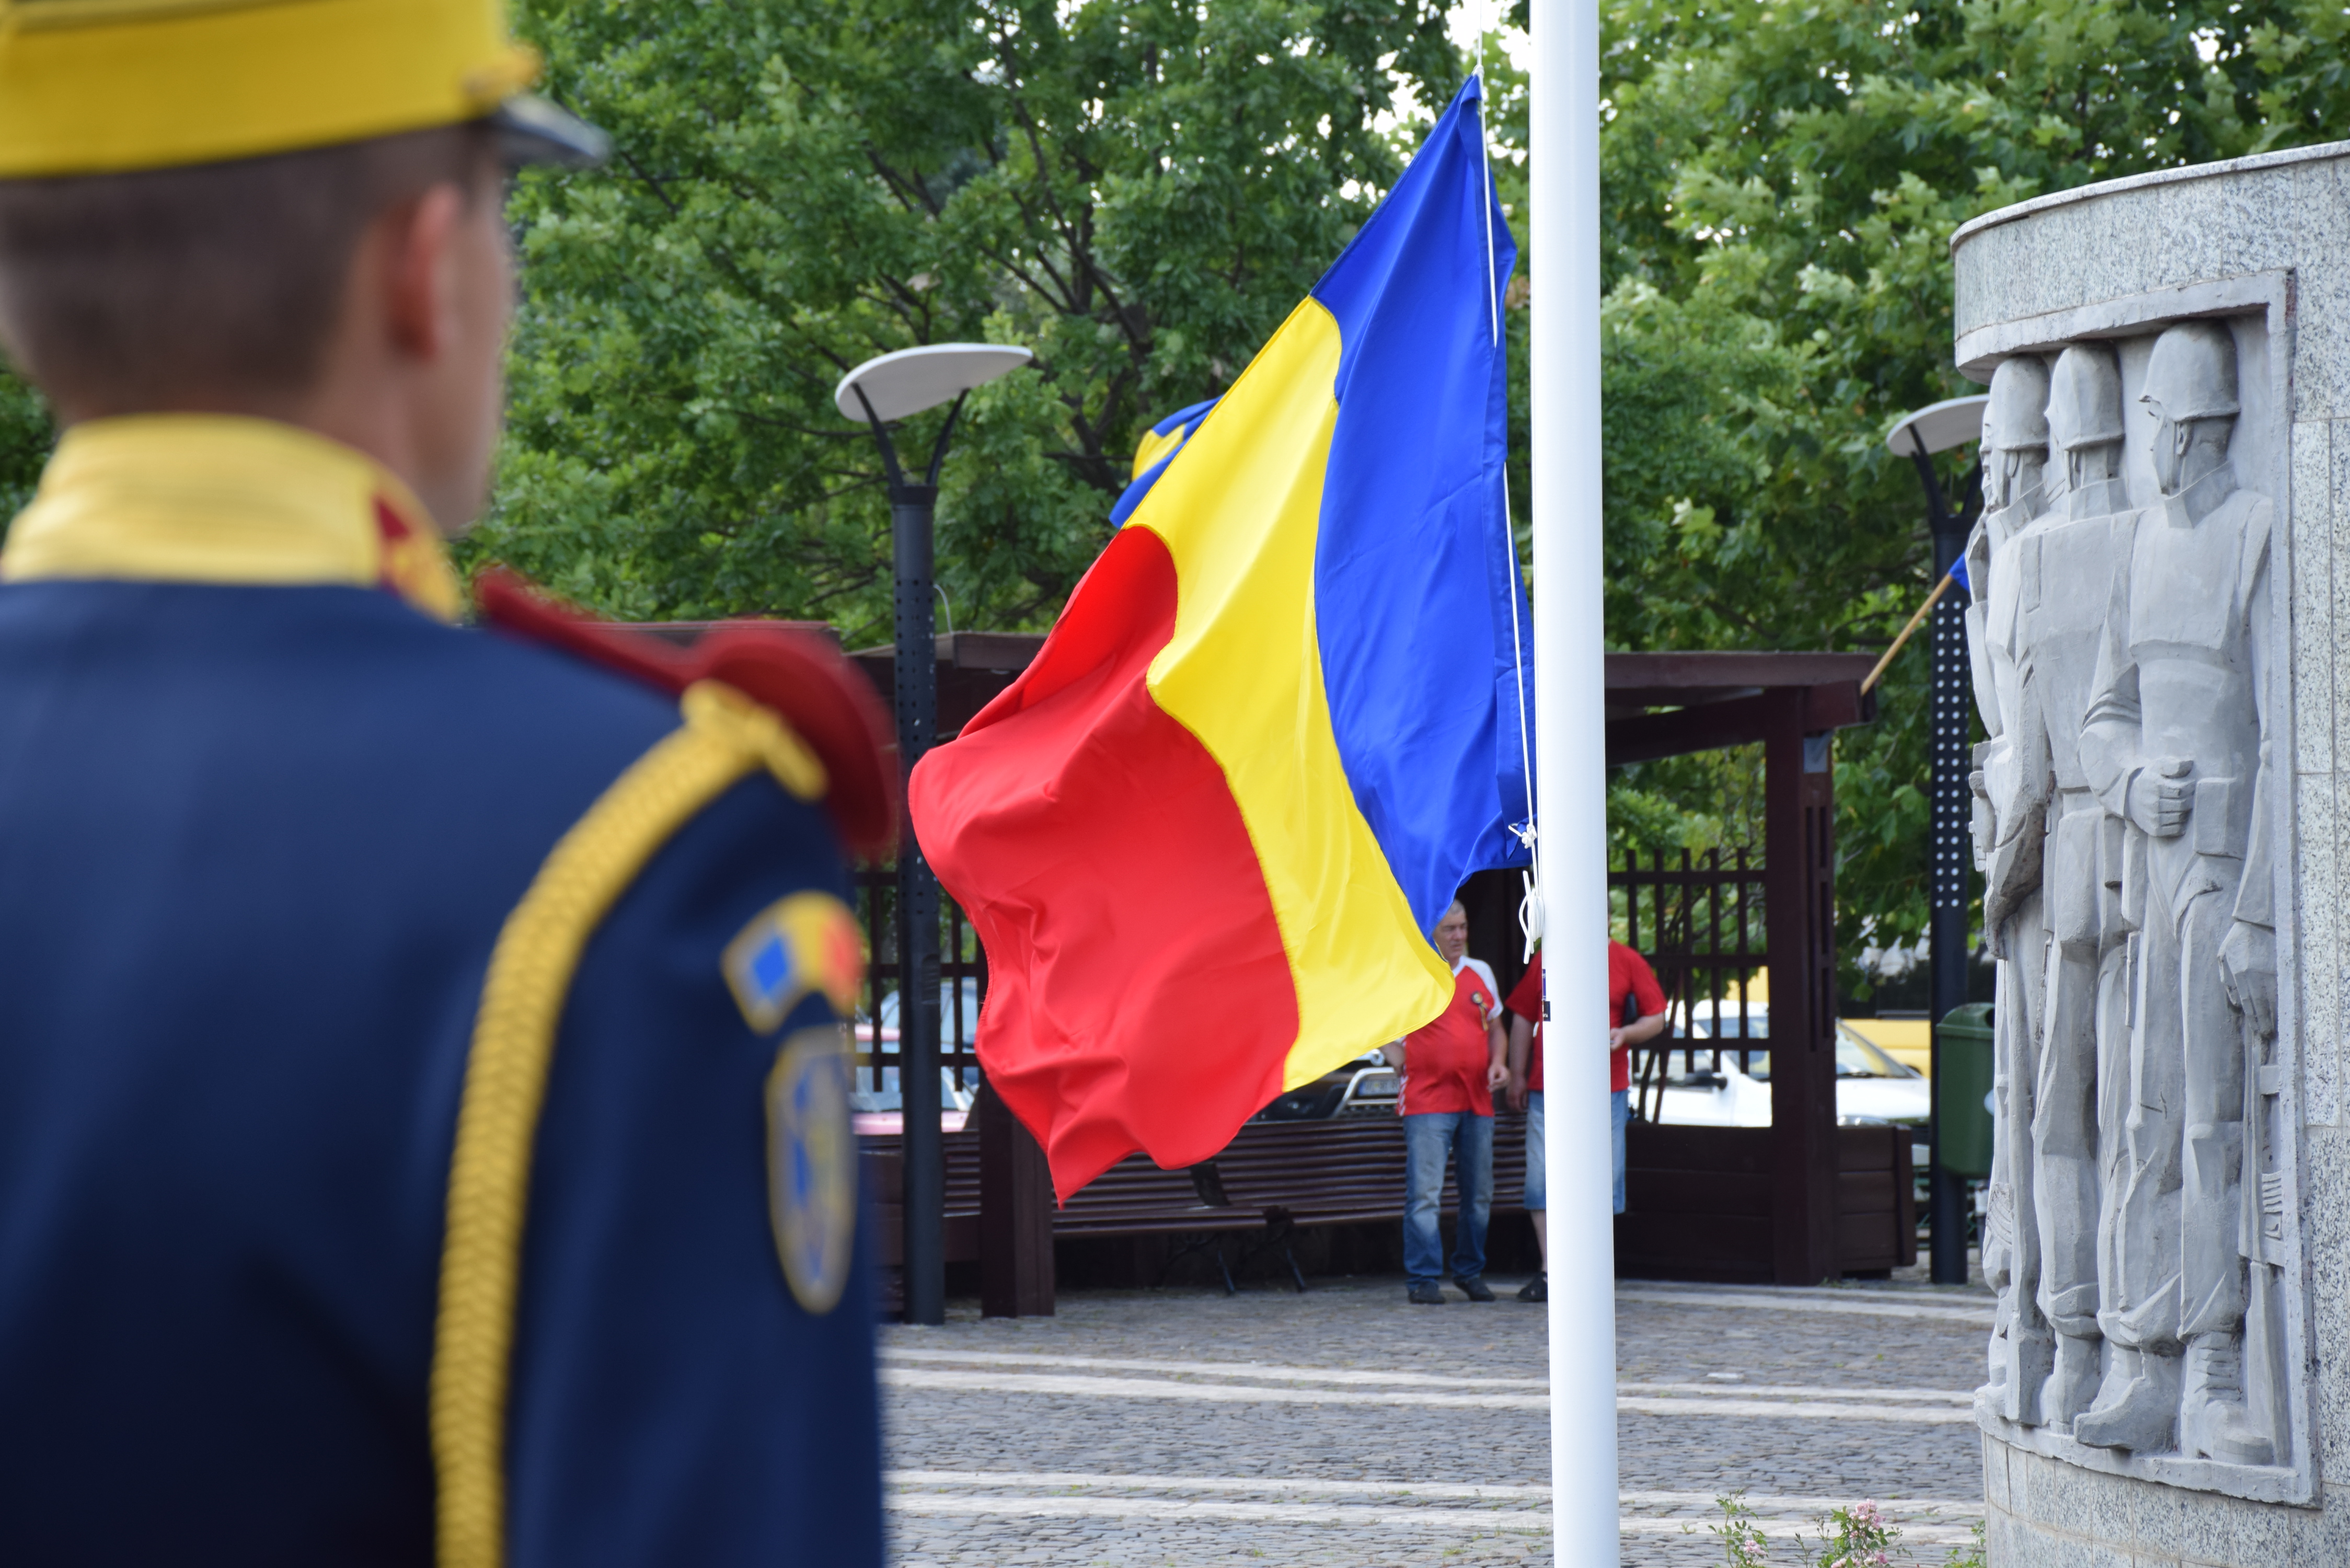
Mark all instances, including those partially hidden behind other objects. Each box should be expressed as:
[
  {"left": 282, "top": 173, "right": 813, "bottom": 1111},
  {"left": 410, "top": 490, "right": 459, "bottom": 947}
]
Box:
[
  {"left": 1381, "top": 900, "right": 1506, "bottom": 1304},
  {"left": 1503, "top": 939, "right": 1666, "bottom": 1301}
]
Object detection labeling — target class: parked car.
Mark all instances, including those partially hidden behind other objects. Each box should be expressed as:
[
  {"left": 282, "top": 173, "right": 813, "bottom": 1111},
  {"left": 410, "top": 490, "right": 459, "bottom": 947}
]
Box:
[
  {"left": 1637, "top": 1021, "right": 1928, "bottom": 1128},
  {"left": 861, "top": 977, "right": 985, "bottom": 1088},
  {"left": 1253, "top": 1051, "right": 1400, "bottom": 1120},
  {"left": 1677, "top": 997, "right": 1771, "bottom": 1042},
  {"left": 851, "top": 978, "right": 986, "bottom": 1132},
  {"left": 874, "top": 977, "right": 987, "bottom": 1051},
  {"left": 1829, "top": 1025, "right": 1933, "bottom": 1124},
  {"left": 1840, "top": 1013, "right": 1933, "bottom": 1077},
  {"left": 848, "top": 1065, "right": 975, "bottom": 1135}
]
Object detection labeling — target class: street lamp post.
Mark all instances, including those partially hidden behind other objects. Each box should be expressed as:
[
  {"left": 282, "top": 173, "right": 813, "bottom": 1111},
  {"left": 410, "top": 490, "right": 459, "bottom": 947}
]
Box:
[
  {"left": 1887, "top": 395, "right": 1986, "bottom": 1289},
  {"left": 835, "top": 343, "right": 1032, "bottom": 1326}
]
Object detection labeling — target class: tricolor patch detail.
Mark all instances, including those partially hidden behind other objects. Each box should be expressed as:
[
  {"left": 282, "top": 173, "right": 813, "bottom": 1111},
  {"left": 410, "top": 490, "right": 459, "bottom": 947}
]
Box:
[
  {"left": 722, "top": 892, "right": 863, "bottom": 1034},
  {"left": 766, "top": 1027, "right": 857, "bottom": 1315}
]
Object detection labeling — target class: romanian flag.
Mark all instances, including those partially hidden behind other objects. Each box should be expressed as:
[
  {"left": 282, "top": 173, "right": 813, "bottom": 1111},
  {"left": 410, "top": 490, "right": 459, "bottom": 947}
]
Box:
[{"left": 909, "top": 79, "right": 1530, "bottom": 1197}]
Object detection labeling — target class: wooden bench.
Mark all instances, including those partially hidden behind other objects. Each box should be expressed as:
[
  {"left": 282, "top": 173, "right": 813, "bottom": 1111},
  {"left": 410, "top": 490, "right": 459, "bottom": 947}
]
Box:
[
  {"left": 1039, "top": 1150, "right": 1275, "bottom": 1291},
  {"left": 861, "top": 1111, "right": 1531, "bottom": 1304},
  {"left": 1199, "top": 1113, "right": 1528, "bottom": 1224}
]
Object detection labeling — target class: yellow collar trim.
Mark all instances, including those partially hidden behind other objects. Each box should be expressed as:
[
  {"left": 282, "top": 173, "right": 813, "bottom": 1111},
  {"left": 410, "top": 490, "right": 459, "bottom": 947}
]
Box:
[{"left": 0, "top": 414, "right": 463, "bottom": 622}]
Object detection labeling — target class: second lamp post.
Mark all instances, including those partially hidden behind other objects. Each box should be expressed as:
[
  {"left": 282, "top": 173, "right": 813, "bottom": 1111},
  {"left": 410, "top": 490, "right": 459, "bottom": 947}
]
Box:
[
  {"left": 834, "top": 342, "right": 1032, "bottom": 1326},
  {"left": 1887, "top": 394, "right": 1986, "bottom": 1289}
]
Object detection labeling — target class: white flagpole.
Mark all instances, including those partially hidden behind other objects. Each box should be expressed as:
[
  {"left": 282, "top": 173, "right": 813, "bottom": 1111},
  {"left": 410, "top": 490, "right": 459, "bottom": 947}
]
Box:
[{"left": 1530, "top": 0, "right": 1619, "bottom": 1562}]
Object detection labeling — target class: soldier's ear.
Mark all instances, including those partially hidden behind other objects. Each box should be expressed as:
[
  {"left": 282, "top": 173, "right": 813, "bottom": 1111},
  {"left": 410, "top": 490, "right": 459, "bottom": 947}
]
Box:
[{"left": 377, "top": 183, "right": 471, "bottom": 361}]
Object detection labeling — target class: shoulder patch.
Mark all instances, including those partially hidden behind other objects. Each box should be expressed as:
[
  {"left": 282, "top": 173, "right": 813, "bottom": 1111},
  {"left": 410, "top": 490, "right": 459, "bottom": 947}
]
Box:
[
  {"left": 766, "top": 1026, "right": 858, "bottom": 1315},
  {"left": 723, "top": 891, "right": 863, "bottom": 1034}
]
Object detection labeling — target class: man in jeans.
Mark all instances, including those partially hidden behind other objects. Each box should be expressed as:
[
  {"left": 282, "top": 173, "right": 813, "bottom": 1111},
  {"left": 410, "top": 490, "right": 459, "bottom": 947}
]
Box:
[
  {"left": 1384, "top": 900, "right": 1507, "bottom": 1304},
  {"left": 1504, "top": 938, "right": 1667, "bottom": 1301}
]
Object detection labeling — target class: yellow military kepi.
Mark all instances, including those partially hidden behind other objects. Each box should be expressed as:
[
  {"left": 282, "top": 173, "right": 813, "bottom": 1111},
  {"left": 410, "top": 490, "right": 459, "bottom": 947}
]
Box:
[{"left": 0, "top": 0, "right": 606, "bottom": 177}]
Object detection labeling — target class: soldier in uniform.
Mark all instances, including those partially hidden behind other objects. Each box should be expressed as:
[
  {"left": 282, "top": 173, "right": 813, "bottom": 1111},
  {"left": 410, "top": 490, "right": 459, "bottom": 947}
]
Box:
[
  {"left": 0, "top": 2, "right": 893, "bottom": 1563},
  {"left": 2075, "top": 320, "right": 2277, "bottom": 1465},
  {"left": 1963, "top": 352, "right": 2055, "bottom": 1421},
  {"left": 2011, "top": 343, "right": 2134, "bottom": 1430}
]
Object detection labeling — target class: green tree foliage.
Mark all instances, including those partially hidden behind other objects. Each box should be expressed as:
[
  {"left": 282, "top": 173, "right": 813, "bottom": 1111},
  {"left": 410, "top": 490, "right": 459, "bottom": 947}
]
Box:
[
  {"left": 1573, "top": 0, "right": 2350, "bottom": 996},
  {"left": 0, "top": 373, "right": 50, "bottom": 519},
  {"left": 477, "top": 0, "right": 1457, "bottom": 639}
]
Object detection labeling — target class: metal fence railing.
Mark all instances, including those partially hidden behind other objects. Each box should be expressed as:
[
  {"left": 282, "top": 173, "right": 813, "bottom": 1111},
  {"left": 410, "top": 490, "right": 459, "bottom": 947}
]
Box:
[
  {"left": 1612, "top": 846, "right": 1768, "bottom": 1120},
  {"left": 847, "top": 866, "right": 989, "bottom": 1105}
]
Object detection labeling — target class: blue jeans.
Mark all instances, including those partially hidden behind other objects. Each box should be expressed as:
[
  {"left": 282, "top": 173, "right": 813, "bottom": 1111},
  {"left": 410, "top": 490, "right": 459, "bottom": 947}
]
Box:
[
  {"left": 1403, "top": 1111, "right": 1493, "bottom": 1286},
  {"left": 1523, "top": 1092, "right": 1546, "bottom": 1210},
  {"left": 1612, "top": 1088, "right": 1631, "bottom": 1215}
]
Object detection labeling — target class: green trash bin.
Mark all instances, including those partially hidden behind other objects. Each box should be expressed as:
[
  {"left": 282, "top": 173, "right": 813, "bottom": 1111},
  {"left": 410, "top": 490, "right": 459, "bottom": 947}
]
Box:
[{"left": 1934, "top": 1003, "right": 1995, "bottom": 1179}]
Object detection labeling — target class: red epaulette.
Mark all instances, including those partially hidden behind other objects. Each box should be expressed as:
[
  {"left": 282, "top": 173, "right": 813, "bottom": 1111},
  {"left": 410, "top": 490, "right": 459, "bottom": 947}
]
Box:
[{"left": 473, "top": 568, "right": 898, "bottom": 861}]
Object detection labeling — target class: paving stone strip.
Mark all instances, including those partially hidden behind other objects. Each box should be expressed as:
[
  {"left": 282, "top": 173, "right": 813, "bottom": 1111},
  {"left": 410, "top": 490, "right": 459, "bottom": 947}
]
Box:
[
  {"left": 881, "top": 1345, "right": 1555, "bottom": 1389},
  {"left": 881, "top": 1365, "right": 1557, "bottom": 1409},
  {"left": 894, "top": 1470, "right": 1556, "bottom": 1500},
  {"left": 1614, "top": 1287, "right": 1994, "bottom": 1325},
  {"left": 893, "top": 1470, "right": 1986, "bottom": 1517},
  {"left": 1618, "top": 1381, "right": 1969, "bottom": 1402},
  {"left": 880, "top": 1346, "right": 1975, "bottom": 1403},
  {"left": 881, "top": 1365, "right": 1974, "bottom": 1422},
  {"left": 889, "top": 1493, "right": 1554, "bottom": 1534}
]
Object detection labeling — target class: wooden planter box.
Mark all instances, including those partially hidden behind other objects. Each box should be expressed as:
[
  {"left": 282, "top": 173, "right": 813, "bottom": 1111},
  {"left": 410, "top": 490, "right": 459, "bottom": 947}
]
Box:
[{"left": 1615, "top": 1120, "right": 1917, "bottom": 1284}]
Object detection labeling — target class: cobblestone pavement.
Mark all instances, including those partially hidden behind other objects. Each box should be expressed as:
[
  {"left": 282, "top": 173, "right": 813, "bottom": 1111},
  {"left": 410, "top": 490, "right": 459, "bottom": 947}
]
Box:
[{"left": 882, "top": 1271, "right": 1995, "bottom": 1566}]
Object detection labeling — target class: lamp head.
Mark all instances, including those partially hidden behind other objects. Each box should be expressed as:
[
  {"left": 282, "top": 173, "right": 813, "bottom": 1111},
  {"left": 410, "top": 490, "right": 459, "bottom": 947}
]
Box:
[
  {"left": 1885, "top": 394, "right": 1989, "bottom": 460},
  {"left": 835, "top": 343, "right": 1033, "bottom": 424}
]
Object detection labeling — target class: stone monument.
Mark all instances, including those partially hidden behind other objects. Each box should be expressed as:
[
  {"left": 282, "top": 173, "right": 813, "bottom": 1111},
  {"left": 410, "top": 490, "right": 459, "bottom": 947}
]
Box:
[{"left": 1951, "top": 142, "right": 2350, "bottom": 1563}]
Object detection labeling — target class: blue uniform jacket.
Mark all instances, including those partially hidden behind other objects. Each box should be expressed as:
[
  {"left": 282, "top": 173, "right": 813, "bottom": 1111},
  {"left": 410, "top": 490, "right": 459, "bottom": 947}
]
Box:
[{"left": 0, "top": 421, "right": 886, "bottom": 1566}]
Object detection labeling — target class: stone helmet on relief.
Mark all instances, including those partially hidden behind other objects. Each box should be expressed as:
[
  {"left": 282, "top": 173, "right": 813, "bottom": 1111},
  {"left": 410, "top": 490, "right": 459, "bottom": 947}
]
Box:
[
  {"left": 2048, "top": 344, "right": 2125, "bottom": 451},
  {"left": 2140, "top": 320, "right": 2240, "bottom": 499},
  {"left": 2142, "top": 319, "right": 2241, "bottom": 421},
  {"left": 2047, "top": 343, "right": 2126, "bottom": 511},
  {"left": 1979, "top": 354, "right": 2051, "bottom": 515}
]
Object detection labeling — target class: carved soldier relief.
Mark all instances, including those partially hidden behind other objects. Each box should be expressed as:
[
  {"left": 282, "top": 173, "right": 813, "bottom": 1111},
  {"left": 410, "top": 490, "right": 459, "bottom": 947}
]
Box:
[
  {"left": 1968, "top": 354, "right": 2054, "bottom": 1424},
  {"left": 1962, "top": 313, "right": 2299, "bottom": 1492}
]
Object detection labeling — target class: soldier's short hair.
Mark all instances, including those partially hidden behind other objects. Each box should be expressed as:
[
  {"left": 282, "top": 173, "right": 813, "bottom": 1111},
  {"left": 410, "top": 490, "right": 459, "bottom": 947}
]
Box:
[{"left": 0, "top": 123, "right": 497, "bottom": 414}]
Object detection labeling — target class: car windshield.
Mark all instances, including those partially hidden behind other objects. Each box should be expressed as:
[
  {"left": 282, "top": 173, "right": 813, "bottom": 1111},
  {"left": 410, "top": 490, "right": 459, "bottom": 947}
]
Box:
[
  {"left": 874, "top": 979, "right": 986, "bottom": 1040},
  {"left": 1650, "top": 1024, "right": 1918, "bottom": 1083},
  {"left": 1651, "top": 1037, "right": 1918, "bottom": 1084},
  {"left": 1683, "top": 1008, "right": 1767, "bottom": 1041},
  {"left": 849, "top": 1065, "right": 975, "bottom": 1114},
  {"left": 1835, "top": 1027, "right": 1920, "bottom": 1079},
  {"left": 1656, "top": 1044, "right": 1768, "bottom": 1082}
]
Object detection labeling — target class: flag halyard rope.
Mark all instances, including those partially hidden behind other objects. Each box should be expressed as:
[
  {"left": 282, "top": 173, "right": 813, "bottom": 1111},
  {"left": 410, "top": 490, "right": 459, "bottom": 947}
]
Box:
[{"left": 1476, "top": 50, "right": 1541, "bottom": 959}]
